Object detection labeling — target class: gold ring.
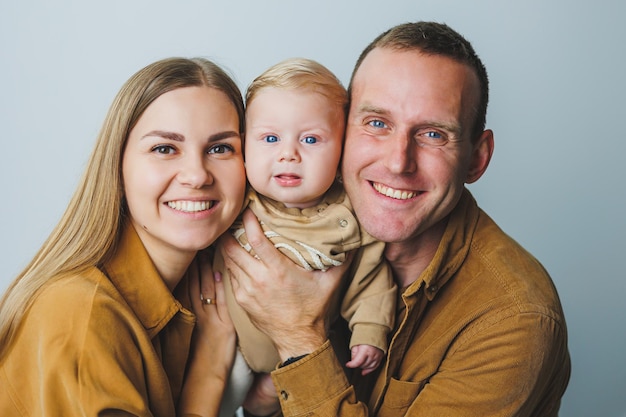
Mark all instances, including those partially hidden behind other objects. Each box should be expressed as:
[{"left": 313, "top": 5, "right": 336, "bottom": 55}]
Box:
[{"left": 200, "top": 294, "right": 216, "bottom": 305}]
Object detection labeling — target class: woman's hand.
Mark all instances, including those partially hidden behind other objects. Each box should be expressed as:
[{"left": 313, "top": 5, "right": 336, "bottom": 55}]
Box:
[
  {"left": 219, "top": 209, "right": 351, "bottom": 360},
  {"left": 179, "top": 254, "right": 236, "bottom": 417},
  {"left": 190, "top": 252, "right": 236, "bottom": 359}
]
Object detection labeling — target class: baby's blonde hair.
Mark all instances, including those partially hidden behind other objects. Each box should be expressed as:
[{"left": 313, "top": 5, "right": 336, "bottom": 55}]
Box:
[{"left": 246, "top": 57, "right": 347, "bottom": 112}]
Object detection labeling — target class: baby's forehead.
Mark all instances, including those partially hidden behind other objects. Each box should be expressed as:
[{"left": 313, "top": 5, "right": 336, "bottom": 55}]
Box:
[{"left": 247, "top": 86, "right": 346, "bottom": 113}]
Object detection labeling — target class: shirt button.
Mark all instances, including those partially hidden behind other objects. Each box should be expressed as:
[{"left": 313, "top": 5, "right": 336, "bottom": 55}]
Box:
[
  {"left": 428, "top": 285, "right": 438, "bottom": 292},
  {"left": 280, "top": 390, "right": 289, "bottom": 400},
  {"left": 339, "top": 219, "right": 348, "bottom": 227}
]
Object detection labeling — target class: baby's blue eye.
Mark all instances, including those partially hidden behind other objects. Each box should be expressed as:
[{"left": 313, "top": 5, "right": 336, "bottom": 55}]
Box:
[
  {"left": 303, "top": 136, "right": 317, "bottom": 144},
  {"left": 264, "top": 135, "right": 278, "bottom": 143}
]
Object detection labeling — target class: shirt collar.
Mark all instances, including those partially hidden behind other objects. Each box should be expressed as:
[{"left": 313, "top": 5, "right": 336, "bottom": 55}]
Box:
[
  {"left": 103, "top": 223, "right": 186, "bottom": 338},
  {"left": 403, "top": 188, "right": 480, "bottom": 300}
]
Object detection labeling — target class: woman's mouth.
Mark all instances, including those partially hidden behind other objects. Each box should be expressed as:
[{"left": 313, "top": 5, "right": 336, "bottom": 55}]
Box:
[{"left": 167, "top": 200, "right": 215, "bottom": 212}]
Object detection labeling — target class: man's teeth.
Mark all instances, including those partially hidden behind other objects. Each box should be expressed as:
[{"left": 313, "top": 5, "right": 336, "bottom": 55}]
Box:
[
  {"left": 373, "top": 183, "right": 416, "bottom": 200},
  {"left": 167, "top": 201, "right": 213, "bottom": 212}
]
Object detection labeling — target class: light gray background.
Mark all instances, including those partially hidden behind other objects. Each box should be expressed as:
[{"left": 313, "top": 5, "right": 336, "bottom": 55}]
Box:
[{"left": 1, "top": 1, "right": 624, "bottom": 416}]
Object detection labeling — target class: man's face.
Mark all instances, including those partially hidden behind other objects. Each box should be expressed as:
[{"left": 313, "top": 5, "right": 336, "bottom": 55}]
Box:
[{"left": 342, "top": 47, "right": 489, "bottom": 245}]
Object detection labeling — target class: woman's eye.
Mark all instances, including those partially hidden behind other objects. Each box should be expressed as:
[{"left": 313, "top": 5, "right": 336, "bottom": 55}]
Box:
[
  {"left": 263, "top": 135, "right": 279, "bottom": 143},
  {"left": 302, "top": 136, "right": 317, "bottom": 144},
  {"left": 208, "top": 144, "right": 234, "bottom": 154},
  {"left": 152, "top": 145, "right": 176, "bottom": 154},
  {"left": 368, "top": 119, "right": 387, "bottom": 129}
]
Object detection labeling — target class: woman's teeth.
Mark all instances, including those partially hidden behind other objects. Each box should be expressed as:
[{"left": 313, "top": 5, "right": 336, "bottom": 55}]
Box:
[{"left": 167, "top": 201, "right": 213, "bottom": 212}]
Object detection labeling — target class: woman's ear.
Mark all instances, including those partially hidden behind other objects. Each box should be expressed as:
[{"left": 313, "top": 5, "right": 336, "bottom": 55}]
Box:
[{"left": 466, "top": 129, "right": 494, "bottom": 184}]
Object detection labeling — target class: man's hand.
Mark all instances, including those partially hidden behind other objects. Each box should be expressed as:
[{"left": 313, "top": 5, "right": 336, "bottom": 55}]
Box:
[{"left": 219, "top": 209, "right": 351, "bottom": 360}]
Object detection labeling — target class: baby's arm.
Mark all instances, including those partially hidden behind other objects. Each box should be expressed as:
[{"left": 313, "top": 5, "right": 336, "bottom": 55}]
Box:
[{"left": 345, "top": 344, "right": 384, "bottom": 376}]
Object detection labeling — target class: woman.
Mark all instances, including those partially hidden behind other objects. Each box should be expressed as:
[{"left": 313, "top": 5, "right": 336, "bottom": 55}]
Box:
[{"left": 0, "top": 57, "right": 247, "bottom": 416}]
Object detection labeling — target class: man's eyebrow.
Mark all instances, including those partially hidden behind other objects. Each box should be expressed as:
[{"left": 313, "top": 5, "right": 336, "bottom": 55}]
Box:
[
  {"left": 357, "top": 104, "right": 388, "bottom": 115},
  {"left": 425, "top": 121, "right": 462, "bottom": 137},
  {"left": 141, "top": 130, "right": 184, "bottom": 141}
]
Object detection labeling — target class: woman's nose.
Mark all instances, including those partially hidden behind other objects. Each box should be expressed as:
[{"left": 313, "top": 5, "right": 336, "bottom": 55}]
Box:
[{"left": 177, "top": 155, "right": 214, "bottom": 188}]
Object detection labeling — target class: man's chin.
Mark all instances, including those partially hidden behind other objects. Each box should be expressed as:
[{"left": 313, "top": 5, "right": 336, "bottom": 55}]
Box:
[{"left": 360, "top": 217, "right": 414, "bottom": 243}]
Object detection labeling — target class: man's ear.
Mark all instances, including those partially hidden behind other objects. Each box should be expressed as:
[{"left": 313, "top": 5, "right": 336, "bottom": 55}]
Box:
[{"left": 466, "top": 129, "right": 494, "bottom": 184}]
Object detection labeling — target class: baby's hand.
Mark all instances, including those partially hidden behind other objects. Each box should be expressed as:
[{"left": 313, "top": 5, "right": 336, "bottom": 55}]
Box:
[{"left": 345, "top": 344, "right": 384, "bottom": 376}]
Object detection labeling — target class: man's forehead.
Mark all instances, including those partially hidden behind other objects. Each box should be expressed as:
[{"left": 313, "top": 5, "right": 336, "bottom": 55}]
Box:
[{"left": 352, "top": 48, "right": 480, "bottom": 107}]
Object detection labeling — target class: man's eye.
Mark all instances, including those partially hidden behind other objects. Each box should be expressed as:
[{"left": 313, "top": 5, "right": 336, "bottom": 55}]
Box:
[
  {"left": 303, "top": 136, "right": 317, "bottom": 144},
  {"left": 425, "top": 131, "right": 442, "bottom": 139},
  {"left": 263, "top": 135, "right": 279, "bottom": 143},
  {"left": 368, "top": 120, "right": 387, "bottom": 129},
  {"left": 208, "top": 144, "right": 234, "bottom": 154},
  {"left": 417, "top": 130, "right": 448, "bottom": 147},
  {"left": 152, "top": 145, "right": 175, "bottom": 154}
]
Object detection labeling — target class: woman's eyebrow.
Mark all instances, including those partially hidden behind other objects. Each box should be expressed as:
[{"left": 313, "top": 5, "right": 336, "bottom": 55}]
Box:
[
  {"left": 141, "top": 130, "right": 240, "bottom": 143},
  {"left": 208, "top": 131, "right": 240, "bottom": 142},
  {"left": 141, "top": 130, "right": 185, "bottom": 142}
]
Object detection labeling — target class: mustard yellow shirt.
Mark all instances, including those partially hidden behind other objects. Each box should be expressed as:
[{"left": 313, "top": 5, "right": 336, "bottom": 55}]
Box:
[
  {"left": 0, "top": 224, "right": 199, "bottom": 417},
  {"left": 269, "top": 189, "right": 571, "bottom": 416}
]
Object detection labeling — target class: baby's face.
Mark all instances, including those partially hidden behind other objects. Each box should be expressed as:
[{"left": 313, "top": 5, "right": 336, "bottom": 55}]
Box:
[{"left": 244, "top": 87, "right": 345, "bottom": 209}]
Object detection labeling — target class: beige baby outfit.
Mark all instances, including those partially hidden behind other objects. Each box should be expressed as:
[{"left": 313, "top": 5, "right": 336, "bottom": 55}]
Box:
[{"left": 218, "top": 181, "right": 396, "bottom": 373}]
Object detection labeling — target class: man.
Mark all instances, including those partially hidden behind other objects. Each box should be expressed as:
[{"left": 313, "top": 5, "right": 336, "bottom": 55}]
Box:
[{"left": 222, "top": 21, "right": 571, "bottom": 416}]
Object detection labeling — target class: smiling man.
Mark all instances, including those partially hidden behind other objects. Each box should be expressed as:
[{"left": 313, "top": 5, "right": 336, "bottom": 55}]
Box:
[{"left": 224, "top": 21, "right": 571, "bottom": 417}]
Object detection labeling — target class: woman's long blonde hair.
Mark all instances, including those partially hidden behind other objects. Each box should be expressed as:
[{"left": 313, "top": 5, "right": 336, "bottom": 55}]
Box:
[{"left": 0, "top": 57, "right": 244, "bottom": 361}]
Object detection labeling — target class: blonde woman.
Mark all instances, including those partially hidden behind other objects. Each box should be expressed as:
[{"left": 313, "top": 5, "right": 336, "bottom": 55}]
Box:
[{"left": 0, "top": 57, "right": 247, "bottom": 417}]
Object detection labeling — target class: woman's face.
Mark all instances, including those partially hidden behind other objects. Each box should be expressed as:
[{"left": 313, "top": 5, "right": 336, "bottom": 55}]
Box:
[{"left": 122, "top": 86, "right": 245, "bottom": 266}]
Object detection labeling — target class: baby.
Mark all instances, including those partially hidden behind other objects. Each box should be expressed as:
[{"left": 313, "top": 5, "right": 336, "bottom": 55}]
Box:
[{"left": 216, "top": 57, "right": 396, "bottom": 415}]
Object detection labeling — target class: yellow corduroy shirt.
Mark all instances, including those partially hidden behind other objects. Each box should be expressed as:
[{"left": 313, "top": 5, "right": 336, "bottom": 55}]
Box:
[
  {"left": 0, "top": 224, "right": 200, "bottom": 417},
  {"left": 269, "top": 189, "right": 571, "bottom": 417}
]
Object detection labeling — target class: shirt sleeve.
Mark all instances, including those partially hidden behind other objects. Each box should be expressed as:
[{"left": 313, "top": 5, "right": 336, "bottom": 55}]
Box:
[
  {"left": 270, "top": 340, "right": 369, "bottom": 416},
  {"left": 340, "top": 239, "right": 396, "bottom": 353},
  {"left": 268, "top": 312, "right": 569, "bottom": 417}
]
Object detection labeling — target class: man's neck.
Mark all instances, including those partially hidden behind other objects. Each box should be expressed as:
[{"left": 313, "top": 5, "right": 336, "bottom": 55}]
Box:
[{"left": 384, "top": 221, "right": 446, "bottom": 289}]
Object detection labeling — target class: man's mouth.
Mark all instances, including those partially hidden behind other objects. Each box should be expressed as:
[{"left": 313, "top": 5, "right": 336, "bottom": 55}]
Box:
[
  {"left": 167, "top": 200, "right": 215, "bottom": 212},
  {"left": 372, "top": 182, "right": 417, "bottom": 200}
]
